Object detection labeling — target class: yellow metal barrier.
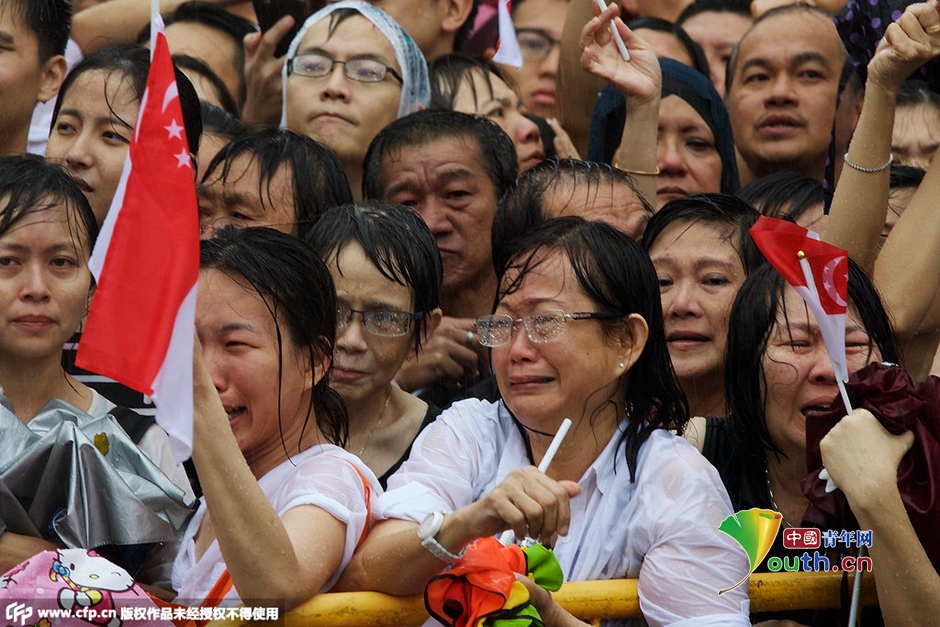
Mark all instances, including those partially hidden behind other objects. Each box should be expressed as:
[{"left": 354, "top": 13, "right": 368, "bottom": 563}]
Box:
[{"left": 284, "top": 571, "right": 878, "bottom": 626}]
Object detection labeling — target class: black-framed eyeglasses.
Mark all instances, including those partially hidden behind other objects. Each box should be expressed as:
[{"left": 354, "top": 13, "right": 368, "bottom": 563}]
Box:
[
  {"left": 475, "top": 310, "right": 619, "bottom": 347},
  {"left": 337, "top": 304, "right": 421, "bottom": 337},
  {"left": 288, "top": 53, "right": 403, "bottom": 84},
  {"left": 515, "top": 28, "right": 562, "bottom": 62}
]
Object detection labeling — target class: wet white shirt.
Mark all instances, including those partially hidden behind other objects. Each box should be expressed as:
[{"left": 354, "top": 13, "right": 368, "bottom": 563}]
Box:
[{"left": 379, "top": 399, "right": 751, "bottom": 627}]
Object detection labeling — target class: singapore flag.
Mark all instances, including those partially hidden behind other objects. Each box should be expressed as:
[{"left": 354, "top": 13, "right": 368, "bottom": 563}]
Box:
[
  {"left": 76, "top": 18, "right": 198, "bottom": 462},
  {"left": 750, "top": 216, "right": 849, "bottom": 383}
]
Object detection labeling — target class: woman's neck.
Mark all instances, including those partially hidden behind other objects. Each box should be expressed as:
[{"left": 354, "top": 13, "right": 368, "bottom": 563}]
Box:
[
  {"left": 526, "top": 399, "right": 622, "bottom": 483},
  {"left": 345, "top": 386, "right": 394, "bottom": 449},
  {"left": 766, "top": 452, "right": 809, "bottom": 528},
  {"left": 0, "top": 355, "right": 91, "bottom": 423},
  {"left": 680, "top": 373, "right": 727, "bottom": 418}
]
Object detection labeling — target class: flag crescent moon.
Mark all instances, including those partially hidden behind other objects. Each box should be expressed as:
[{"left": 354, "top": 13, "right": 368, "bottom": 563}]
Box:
[{"left": 822, "top": 256, "right": 847, "bottom": 307}]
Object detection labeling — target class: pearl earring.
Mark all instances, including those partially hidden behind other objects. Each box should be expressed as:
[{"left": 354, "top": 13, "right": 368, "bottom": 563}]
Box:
[{"left": 618, "top": 362, "right": 625, "bottom": 369}]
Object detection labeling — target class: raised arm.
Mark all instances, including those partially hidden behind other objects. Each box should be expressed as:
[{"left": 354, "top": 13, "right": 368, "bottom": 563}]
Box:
[
  {"left": 190, "top": 342, "right": 350, "bottom": 610},
  {"left": 825, "top": 1, "right": 940, "bottom": 275},
  {"left": 579, "top": 2, "right": 660, "bottom": 205},
  {"left": 819, "top": 409, "right": 940, "bottom": 627}
]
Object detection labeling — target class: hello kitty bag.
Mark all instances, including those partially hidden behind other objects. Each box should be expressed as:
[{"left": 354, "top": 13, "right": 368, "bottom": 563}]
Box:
[{"left": 0, "top": 549, "right": 169, "bottom": 627}]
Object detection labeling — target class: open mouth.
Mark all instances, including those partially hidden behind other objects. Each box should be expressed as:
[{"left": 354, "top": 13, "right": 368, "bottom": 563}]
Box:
[{"left": 224, "top": 406, "right": 245, "bottom": 422}]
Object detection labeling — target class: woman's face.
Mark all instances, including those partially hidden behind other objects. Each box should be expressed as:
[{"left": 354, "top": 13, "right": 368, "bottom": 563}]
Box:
[
  {"left": 762, "top": 287, "right": 881, "bottom": 458},
  {"left": 492, "top": 250, "right": 633, "bottom": 431},
  {"left": 450, "top": 69, "right": 544, "bottom": 172},
  {"left": 656, "top": 95, "right": 723, "bottom": 209},
  {"left": 196, "top": 269, "right": 315, "bottom": 464},
  {"left": 0, "top": 203, "right": 92, "bottom": 362},
  {"left": 328, "top": 242, "right": 416, "bottom": 407},
  {"left": 649, "top": 219, "right": 746, "bottom": 383},
  {"left": 46, "top": 69, "right": 141, "bottom": 226},
  {"left": 506, "top": 0, "right": 568, "bottom": 120},
  {"left": 284, "top": 14, "right": 403, "bottom": 167}
]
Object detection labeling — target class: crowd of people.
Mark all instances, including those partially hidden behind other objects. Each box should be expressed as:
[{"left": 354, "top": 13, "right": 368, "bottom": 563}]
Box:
[{"left": 1, "top": 0, "right": 940, "bottom": 624}]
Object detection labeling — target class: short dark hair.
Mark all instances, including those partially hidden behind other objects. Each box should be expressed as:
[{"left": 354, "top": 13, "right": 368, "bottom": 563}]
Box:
[
  {"left": 896, "top": 79, "right": 940, "bottom": 111},
  {"left": 200, "top": 226, "right": 348, "bottom": 448},
  {"left": 737, "top": 171, "right": 825, "bottom": 225},
  {"left": 429, "top": 53, "right": 518, "bottom": 111},
  {"left": 677, "top": 0, "right": 751, "bottom": 25},
  {"left": 201, "top": 128, "right": 353, "bottom": 240},
  {"left": 627, "top": 17, "right": 710, "bottom": 79},
  {"left": 494, "top": 159, "right": 653, "bottom": 270},
  {"left": 173, "top": 53, "right": 239, "bottom": 116},
  {"left": 721, "top": 259, "right": 898, "bottom": 505},
  {"left": 8, "top": 0, "right": 70, "bottom": 62},
  {"left": 363, "top": 109, "right": 518, "bottom": 202},
  {"left": 200, "top": 101, "right": 247, "bottom": 143},
  {"left": 0, "top": 154, "right": 98, "bottom": 254},
  {"left": 53, "top": 44, "right": 204, "bottom": 159},
  {"left": 307, "top": 201, "right": 443, "bottom": 354},
  {"left": 497, "top": 217, "right": 688, "bottom": 481},
  {"left": 642, "top": 193, "right": 764, "bottom": 275},
  {"left": 889, "top": 164, "right": 926, "bottom": 191}
]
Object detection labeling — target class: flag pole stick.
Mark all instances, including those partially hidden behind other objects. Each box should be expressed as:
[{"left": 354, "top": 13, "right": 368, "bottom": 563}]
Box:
[
  {"left": 500, "top": 418, "right": 573, "bottom": 546},
  {"left": 150, "top": 0, "right": 159, "bottom": 53}
]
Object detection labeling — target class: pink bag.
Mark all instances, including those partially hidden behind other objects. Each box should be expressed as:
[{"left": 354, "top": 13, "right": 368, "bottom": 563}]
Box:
[{"left": 0, "top": 549, "right": 170, "bottom": 627}]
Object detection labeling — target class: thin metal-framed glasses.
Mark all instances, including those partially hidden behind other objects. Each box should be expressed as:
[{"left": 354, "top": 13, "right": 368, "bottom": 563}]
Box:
[
  {"left": 515, "top": 28, "right": 562, "bottom": 62},
  {"left": 288, "top": 53, "right": 403, "bottom": 84},
  {"left": 475, "top": 309, "right": 619, "bottom": 347},
  {"left": 337, "top": 303, "right": 422, "bottom": 337}
]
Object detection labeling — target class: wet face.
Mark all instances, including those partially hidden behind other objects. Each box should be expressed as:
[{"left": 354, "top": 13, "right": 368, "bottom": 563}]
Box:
[
  {"left": 648, "top": 219, "right": 746, "bottom": 383},
  {"left": 380, "top": 136, "right": 498, "bottom": 295},
  {"left": 46, "top": 70, "right": 140, "bottom": 225},
  {"left": 492, "top": 249, "right": 633, "bottom": 430},
  {"left": 679, "top": 10, "right": 752, "bottom": 98},
  {"left": 328, "top": 242, "right": 416, "bottom": 407},
  {"left": 0, "top": 203, "right": 93, "bottom": 363},
  {"left": 198, "top": 152, "right": 297, "bottom": 238},
  {"left": 450, "top": 70, "right": 544, "bottom": 172},
  {"left": 196, "top": 269, "right": 315, "bottom": 465},
  {"left": 633, "top": 28, "right": 693, "bottom": 68},
  {"left": 284, "top": 14, "right": 402, "bottom": 168},
  {"left": 762, "top": 287, "right": 880, "bottom": 458},
  {"left": 504, "top": 0, "right": 567, "bottom": 120},
  {"left": 655, "top": 95, "right": 723, "bottom": 209},
  {"left": 892, "top": 103, "right": 940, "bottom": 169},
  {"left": 727, "top": 11, "right": 844, "bottom": 178}
]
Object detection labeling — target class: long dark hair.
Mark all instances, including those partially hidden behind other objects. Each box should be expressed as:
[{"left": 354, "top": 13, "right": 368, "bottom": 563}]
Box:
[
  {"left": 200, "top": 226, "right": 348, "bottom": 449},
  {"left": 497, "top": 217, "right": 688, "bottom": 480}
]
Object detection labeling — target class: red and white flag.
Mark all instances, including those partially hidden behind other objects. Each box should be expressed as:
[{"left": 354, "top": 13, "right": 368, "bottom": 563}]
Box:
[
  {"left": 76, "top": 17, "right": 198, "bottom": 462},
  {"left": 750, "top": 216, "right": 850, "bottom": 383},
  {"left": 491, "top": 0, "right": 523, "bottom": 69}
]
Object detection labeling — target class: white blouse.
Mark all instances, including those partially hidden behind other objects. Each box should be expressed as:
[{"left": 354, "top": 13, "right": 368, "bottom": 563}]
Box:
[
  {"left": 379, "top": 399, "right": 751, "bottom": 627},
  {"left": 171, "top": 444, "right": 379, "bottom": 604}
]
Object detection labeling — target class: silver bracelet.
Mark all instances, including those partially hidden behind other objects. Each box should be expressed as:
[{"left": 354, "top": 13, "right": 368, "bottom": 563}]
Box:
[{"left": 843, "top": 152, "right": 893, "bottom": 173}]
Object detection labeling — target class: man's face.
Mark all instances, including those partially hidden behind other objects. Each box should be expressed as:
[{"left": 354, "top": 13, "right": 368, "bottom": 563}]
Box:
[
  {"left": 366, "top": 0, "right": 448, "bottom": 59},
  {"left": 379, "top": 136, "right": 498, "bottom": 293},
  {"left": 165, "top": 21, "right": 243, "bottom": 106},
  {"left": 727, "top": 11, "right": 844, "bottom": 179},
  {"left": 680, "top": 10, "right": 752, "bottom": 98}
]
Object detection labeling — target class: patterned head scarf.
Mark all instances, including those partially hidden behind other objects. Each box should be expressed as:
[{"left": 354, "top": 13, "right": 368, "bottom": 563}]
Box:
[{"left": 280, "top": 0, "right": 430, "bottom": 126}]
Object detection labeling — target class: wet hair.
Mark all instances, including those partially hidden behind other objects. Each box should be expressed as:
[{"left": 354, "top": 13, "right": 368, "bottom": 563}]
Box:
[
  {"left": 429, "top": 54, "right": 519, "bottom": 111},
  {"left": 200, "top": 128, "right": 353, "bottom": 240},
  {"left": 173, "top": 53, "right": 239, "bottom": 116},
  {"left": 363, "top": 109, "right": 518, "bottom": 202},
  {"left": 889, "top": 164, "right": 926, "bottom": 191},
  {"left": 200, "top": 226, "right": 347, "bottom": 448},
  {"left": 677, "top": 0, "right": 751, "bottom": 24},
  {"left": 200, "top": 101, "right": 246, "bottom": 143},
  {"left": 0, "top": 154, "right": 98, "bottom": 254},
  {"left": 896, "top": 79, "right": 940, "bottom": 111},
  {"left": 8, "top": 0, "right": 70, "bottom": 62},
  {"left": 627, "top": 17, "right": 710, "bottom": 79},
  {"left": 307, "top": 201, "right": 443, "bottom": 354},
  {"left": 140, "top": 1, "right": 256, "bottom": 105},
  {"left": 724, "top": 259, "right": 897, "bottom": 479},
  {"left": 642, "top": 193, "right": 763, "bottom": 275},
  {"left": 726, "top": 3, "right": 845, "bottom": 95},
  {"left": 52, "top": 44, "right": 204, "bottom": 159},
  {"left": 497, "top": 216, "right": 688, "bottom": 481},
  {"left": 737, "top": 171, "right": 825, "bottom": 224},
  {"left": 494, "top": 159, "right": 654, "bottom": 269}
]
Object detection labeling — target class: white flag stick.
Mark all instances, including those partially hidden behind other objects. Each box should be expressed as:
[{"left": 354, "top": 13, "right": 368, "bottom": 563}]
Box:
[
  {"left": 500, "top": 418, "right": 573, "bottom": 545},
  {"left": 594, "top": 0, "right": 630, "bottom": 61}
]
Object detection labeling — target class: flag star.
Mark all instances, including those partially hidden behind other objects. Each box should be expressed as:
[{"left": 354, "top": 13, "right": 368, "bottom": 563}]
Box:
[
  {"left": 165, "top": 119, "right": 184, "bottom": 140},
  {"left": 174, "top": 148, "right": 191, "bottom": 169}
]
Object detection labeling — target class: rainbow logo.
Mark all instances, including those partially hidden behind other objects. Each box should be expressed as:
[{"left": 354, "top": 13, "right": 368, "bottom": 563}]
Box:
[{"left": 717, "top": 508, "right": 782, "bottom": 595}]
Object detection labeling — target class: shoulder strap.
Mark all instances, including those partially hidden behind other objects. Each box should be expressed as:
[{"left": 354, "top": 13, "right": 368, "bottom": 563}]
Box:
[{"left": 110, "top": 406, "right": 156, "bottom": 444}]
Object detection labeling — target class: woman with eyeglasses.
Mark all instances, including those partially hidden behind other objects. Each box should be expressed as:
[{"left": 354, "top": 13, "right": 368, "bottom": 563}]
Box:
[
  {"left": 281, "top": 0, "right": 429, "bottom": 200},
  {"left": 307, "top": 201, "right": 443, "bottom": 488},
  {"left": 340, "top": 217, "right": 749, "bottom": 626}
]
